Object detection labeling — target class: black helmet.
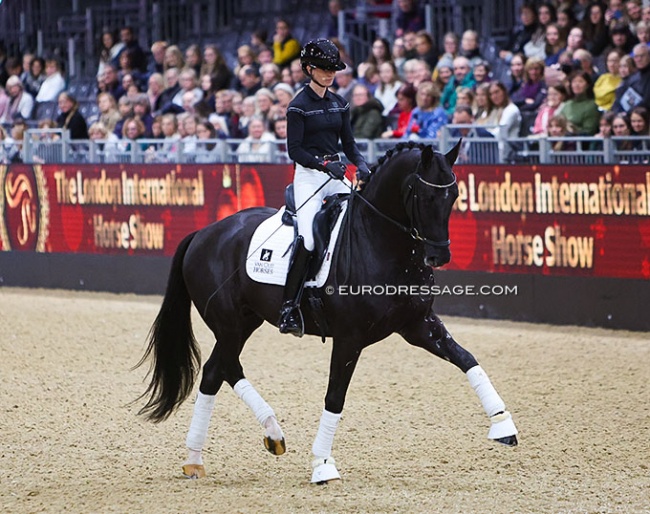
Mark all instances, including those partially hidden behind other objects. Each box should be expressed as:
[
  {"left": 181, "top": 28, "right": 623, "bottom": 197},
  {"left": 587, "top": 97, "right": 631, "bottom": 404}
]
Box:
[{"left": 300, "top": 39, "right": 345, "bottom": 74}]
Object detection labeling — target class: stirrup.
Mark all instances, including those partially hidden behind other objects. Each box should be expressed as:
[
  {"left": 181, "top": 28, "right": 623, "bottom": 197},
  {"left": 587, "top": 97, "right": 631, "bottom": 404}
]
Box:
[{"left": 279, "top": 306, "right": 304, "bottom": 337}]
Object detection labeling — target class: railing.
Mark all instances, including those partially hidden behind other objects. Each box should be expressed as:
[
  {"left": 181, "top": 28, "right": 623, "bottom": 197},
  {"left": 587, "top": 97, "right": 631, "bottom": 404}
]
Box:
[{"left": 13, "top": 128, "right": 650, "bottom": 166}]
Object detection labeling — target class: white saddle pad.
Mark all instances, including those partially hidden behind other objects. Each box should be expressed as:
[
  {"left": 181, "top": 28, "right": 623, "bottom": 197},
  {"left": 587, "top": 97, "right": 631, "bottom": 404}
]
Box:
[{"left": 245, "top": 203, "right": 347, "bottom": 288}]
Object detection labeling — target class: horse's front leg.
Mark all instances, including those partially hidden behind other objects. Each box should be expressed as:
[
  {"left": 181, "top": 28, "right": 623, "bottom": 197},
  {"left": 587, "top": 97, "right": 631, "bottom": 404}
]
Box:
[
  {"left": 399, "top": 312, "right": 518, "bottom": 446},
  {"left": 310, "top": 338, "right": 362, "bottom": 484}
]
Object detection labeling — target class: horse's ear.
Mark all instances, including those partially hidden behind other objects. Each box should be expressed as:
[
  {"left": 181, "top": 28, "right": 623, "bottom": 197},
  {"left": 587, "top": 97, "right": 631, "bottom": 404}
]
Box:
[
  {"left": 421, "top": 145, "right": 434, "bottom": 170},
  {"left": 445, "top": 139, "right": 462, "bottom": 167}
]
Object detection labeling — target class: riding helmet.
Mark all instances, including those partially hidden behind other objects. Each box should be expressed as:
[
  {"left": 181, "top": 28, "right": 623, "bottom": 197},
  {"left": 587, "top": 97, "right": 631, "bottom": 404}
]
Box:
[{"left": 300, "top": 39, "right": 346, "bottom": 74}]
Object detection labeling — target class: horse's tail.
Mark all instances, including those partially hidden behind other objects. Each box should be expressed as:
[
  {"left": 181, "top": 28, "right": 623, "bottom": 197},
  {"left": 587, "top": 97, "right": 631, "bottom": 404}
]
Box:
[{"left": 135, "top": 231, "right": 201, "bottom": 423}]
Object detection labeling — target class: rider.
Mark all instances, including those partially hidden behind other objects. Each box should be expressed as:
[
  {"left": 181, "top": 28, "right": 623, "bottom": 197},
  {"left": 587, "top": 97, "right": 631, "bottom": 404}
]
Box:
[{"left": 279, "top": 38, "right": 371, "bottom": 337}]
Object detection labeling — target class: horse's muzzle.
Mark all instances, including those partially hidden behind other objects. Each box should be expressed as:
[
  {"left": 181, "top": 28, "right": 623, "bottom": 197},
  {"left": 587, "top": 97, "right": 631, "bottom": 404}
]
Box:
[{"left": 425, "top": 248, "right": 451, "bottom": 268}]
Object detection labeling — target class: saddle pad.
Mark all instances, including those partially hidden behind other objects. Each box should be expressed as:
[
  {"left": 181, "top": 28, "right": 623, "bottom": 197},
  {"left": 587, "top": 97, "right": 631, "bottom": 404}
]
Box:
[{"left": 245, "top": 204, "right": 347, "bottom": 288}]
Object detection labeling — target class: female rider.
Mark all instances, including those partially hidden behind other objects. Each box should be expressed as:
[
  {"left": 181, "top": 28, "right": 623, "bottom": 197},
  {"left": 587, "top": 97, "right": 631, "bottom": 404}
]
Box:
[{"left": 279, "top": 39, "right": 371, "bottom": 337}]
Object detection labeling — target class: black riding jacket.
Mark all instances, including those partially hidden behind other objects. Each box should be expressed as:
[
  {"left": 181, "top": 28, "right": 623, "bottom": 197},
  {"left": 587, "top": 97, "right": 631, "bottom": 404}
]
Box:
[{"left": 287, "top": 84, "right": 367, "bottom": 171}]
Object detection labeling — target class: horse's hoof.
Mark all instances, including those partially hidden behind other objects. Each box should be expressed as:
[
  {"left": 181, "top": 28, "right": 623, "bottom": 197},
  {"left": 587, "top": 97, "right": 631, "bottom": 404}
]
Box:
[
  {"left": 494, "top": 434, "right": 518, "bottom": 447},
  {"left": 311, "top": 457, "right": 340, "bottom": 484},
  {"left": 182, "top": 463, "right": 206, "bottom": 479},
  {"left": 264, "top": 436, "right": 286, "bottom": 456}
]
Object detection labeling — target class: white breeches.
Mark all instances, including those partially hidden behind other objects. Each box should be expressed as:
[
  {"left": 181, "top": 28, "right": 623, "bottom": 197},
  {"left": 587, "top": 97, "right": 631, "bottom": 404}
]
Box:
[{"left": 294, "top": 163, "right": 351, "bottom": 251}]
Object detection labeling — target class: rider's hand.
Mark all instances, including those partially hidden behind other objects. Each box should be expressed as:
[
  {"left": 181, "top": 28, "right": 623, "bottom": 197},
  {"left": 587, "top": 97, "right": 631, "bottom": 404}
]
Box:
[
  {"left": 323, "top": 160, "right": 347, "bottom": 180},
  {"left": 356, "top": 163, "right": 371, "bottom": 182}
]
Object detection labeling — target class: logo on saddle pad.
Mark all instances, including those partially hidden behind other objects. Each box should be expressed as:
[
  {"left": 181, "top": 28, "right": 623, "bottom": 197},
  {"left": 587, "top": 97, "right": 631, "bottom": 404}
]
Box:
[{"left": 246, "top": 205, "right": 347, "bottom": 288}]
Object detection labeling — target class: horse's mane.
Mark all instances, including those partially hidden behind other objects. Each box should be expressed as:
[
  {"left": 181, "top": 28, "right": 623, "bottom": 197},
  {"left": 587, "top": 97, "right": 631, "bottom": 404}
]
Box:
[{"left": 359, "top": 141, "right": 430, "bottom": 192}]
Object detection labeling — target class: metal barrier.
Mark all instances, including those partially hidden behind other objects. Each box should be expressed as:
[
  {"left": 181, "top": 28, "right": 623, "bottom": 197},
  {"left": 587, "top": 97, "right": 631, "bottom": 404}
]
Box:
[{"left": 19, "top": 128, "right": 650, "bottom": 166}]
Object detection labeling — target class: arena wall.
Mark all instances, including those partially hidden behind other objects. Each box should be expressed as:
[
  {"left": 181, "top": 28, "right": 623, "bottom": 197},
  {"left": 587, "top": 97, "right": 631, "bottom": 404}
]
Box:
[{"left": 1, "top": 162, "right": 648, "bottom": 331}]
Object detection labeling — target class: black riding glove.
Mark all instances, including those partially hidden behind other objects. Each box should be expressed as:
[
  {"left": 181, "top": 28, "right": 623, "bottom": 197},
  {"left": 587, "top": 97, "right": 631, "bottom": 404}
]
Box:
[
  {"left": 356, "top": 163, "right": 371, "bottom": 182},
  {"left": 323, "top": 160, "right": 347, "bottom": 180}
]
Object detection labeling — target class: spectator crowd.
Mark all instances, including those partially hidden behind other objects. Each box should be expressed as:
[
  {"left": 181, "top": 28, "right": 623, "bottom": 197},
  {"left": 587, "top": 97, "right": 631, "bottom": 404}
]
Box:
[{"left": 1, "top": 0, "right": 650, "bottom": 165}]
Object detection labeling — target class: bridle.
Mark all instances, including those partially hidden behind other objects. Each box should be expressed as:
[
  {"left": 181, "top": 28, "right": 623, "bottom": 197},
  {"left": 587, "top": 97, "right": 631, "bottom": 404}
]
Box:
[{"left": 350, "top": 171, "right": 457, "bottom": 248}]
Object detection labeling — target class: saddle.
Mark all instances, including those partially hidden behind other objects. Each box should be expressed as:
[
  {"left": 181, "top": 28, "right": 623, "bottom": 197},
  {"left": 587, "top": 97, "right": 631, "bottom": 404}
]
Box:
[{"left": 282, "top": 184, "right": 349, "bottom": 277}]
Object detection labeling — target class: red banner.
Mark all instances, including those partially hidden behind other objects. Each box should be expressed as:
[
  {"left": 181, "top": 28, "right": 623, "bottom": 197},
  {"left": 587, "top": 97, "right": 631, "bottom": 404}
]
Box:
[
  {"left": 0, "top": 163, "right": 293, "bottom": 256},
  {"left": 1, "top": 163, "right": 649, "bottom": 279},
  {"left": 445, "top": 165, "right": 650, "bottom": 279}
]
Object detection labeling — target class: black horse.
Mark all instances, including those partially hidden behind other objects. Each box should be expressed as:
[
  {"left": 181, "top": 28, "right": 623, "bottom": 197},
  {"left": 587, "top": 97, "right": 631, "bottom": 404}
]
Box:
[{"left": 137, "top": 141, "right": 518, "bottom": 483}]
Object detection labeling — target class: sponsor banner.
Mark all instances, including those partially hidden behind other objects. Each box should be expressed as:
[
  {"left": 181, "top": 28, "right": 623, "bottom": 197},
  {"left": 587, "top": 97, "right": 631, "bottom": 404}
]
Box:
[
  {"left": 2, "top": 163, "right": 649, "bottom": 279},
  {"left": 0, "top": 163, "right": 293, "bottom": 255},
  {"left": 446, "top": 165, "right": 650, "bottom": 279}
]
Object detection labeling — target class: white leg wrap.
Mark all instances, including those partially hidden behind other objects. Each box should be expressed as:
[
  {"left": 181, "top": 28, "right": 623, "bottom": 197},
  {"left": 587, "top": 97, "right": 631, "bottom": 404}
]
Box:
[
  {"left": 312, "top": 409, "right": 341, "bottom": 459},
  {"left": 466, "top": 365, "right": 506, "bottom": 417},
  {"left": 233, "top": 378, "right": 276, "bottom": 427},
  {"left": 185, "top": 391, "right": 216, "bottom": 451},
  {"left": 488, "top": 411, "right": 518, "bottom": 439}
]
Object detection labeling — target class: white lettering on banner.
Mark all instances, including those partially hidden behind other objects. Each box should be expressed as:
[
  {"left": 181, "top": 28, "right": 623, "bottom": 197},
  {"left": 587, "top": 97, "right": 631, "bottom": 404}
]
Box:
[
  {"left": 93, "top": 214, "right": 164, "bottom": 250},
  {"left": 454, "top": 172, "right": 650, "bottom": 216},
  {"left": 491, "top": 225, "right": 594, "bottom": 269}
]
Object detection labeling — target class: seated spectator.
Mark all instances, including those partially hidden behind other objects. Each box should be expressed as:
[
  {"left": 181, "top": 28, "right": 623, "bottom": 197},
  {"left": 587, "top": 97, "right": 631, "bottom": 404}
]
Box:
[
  {"left": 152, "top": 113, "right": 181, "bottom": 162},
  {"left": 511, "top": 57, "right": 547, "bottom": 112},
  {"left": 572, "top": 48, "right": 599, "bottom": 82},
  {"left": 562, "top": 70, "right": 600, "bottom": 135},
  {"left": 164, "top": 45, "right": 185, "bottom": 74},
  {"left": 200, "top": 44, "right": 233, "bottom": 92},
  {"left": 158, "top": 67, "right": 181, "bottom": 113},
  {"left": 611, "top": 112, "right": 636, "bottom": 153},
  {"left": 88, "top": 121, "right": 120, "bottom": 162},
  {"left": 434, "top": 60, "right": 453, "bottom": 91},
  {"left": 544, "top": 23, "right": 566, "bottom": 66},
  {"left": 119, "top": 117, "right": 148, "bottom": 159},
  {"left": 630, "top": 105, "right": 649, "bottom": 135},
  {"left": 147, "top": 73, "right": 165, "bottom": 114},
  {"left": 487, "top": 81, "right": 522, "bottom": 139},
  {"left": 273, "top": 18, "right": 301, "bottom": 68},
  {"left": 0, "top": 124, "right": 20, "bottom": 163},
  {"left": 395, "top": 0, "right": 426, "bottom": 38},
  {"left": 547, "top": 114, "right": 576, "bottom": 151},
  {"left": 472, "top": 60, "right": 491, "bottom": 87},
  {"left": 133, "top": 94, "right": 154, "bottom": 136},
  {"left": 151, "top": 115, "right": 163, "bottom": 138},
  {"left": 356, "top": 62, "right": 380, "bottom": 94},
  {"left": 500, "top": 3, "right": 540, "bottom": 63},
  {"left": 405, "top": 81, "right": 449, "bottom": 140},
  {"left": 448, "top": 105, "right": 498, "bottom": 164},
  {"left": 414, "top": 30, "right": 439, "bottom": 70},
  {"left": 366, "top": 38, "right": 392, "bottom": 68},
  {"left": 475, "top": 83, "right": 499, "bottom": 126},
  {"left": 273, "top": 82, "right": 295, "bottom": 111},
  {"left": 603, "top": 22, "right": 638, "bottom": 56},
  {"left": 455, "top": 87, "right": 475, "bottom": 113},
  {"left": 374, "top": 62, "right": 403, "bottom": 116},
  {"left": 260, "top": 63, "right": 281, "bottom": 90},
  {"left": 97, "top": 30, "right": 124, "bottom": 79},
  {"left": 593, "top": 50, "right": 623, "bottom": 110},
  {"left": 147, "top": 41, "right": 168, "bottom": 76},
  {"left": 236, "top": 115, "right": 275, "bottom": 162},
  {"left": 23, "top": 56, "right": 45, "bottom": 98},
  {"left": 506, "top": 53, "right": 527, "bottom": 97},
  {"left": 172, "top": 68, "right": 203, "bottom": 107},
  {"left": 195, "top": 120, "right": 225, "bottom": 163},
  {"left": 4, "top": 76, "right": 34, "bottom": 122},
  {"left": 100, "top": 63, "right": 124, "bottom": 102},
  {"left": 180, "top": 113, "right": 199, "bottom": 154},
  {"left": 625, "top": 0, "right": 643, "bottom": 35},
  {"left": 557, "top": 6, "right": 578, "bottom": 42},
  {"left": 333, "top": 65, "right": 357, "bottom": 102},
  {"left": 97, "top": 92, "right": 121, "bottom": 133},
  {"left": 237, "top": 95, "right": 258, "bottom": 137},
  {"left": 184, "top": 44, "right": 202, "bottom": 77},
  {"left": 593, "top": 111, "right": 615, "bottom": 142},
  {"left": 270, "top": 116, "right": 289, "bottom": 163},
  {"left": 459, "top": 30, "right": 484, "bottom": 68},
  {"left": 392, "top": 37, "right": 407, "bottom": 77},
  {"left": 441, "top": 56, "right": 476, "bottom": 116},
  {"left": 113, "top": 26, "right": 146, "bottom": 73},
  {"left": 254, "top": 88, "right": 276, "bottom": 125},
  {"left": 579, "top": 2, "right": 610, "bottom": 57},
  {"left": 611, "top": 54, "right": 638, "bottom": 112},
  {"left": 56, "top": 92, "right": 89, "bottom": 139},
  {"left": 236, "top": 65, "right": 262, "bottom": 97},
  {"left": 381, "top": 83, "right": 416, "bottom": 138},
  {"left": 118, "top": 49, "right": 146, "bottom": 90},
  {"left": 350, "top": 84, "right": 385, "bottom": 139},
  {"left": 630, "top": 43, "right": 650, "bottom": 109},
  {"left": 525, "top": 3, "right": 556, "bottom": 59},
  {"left": 35, "top": 57, "right": 66, "bottom": 102},
  {"left": 531, "top": 83, "right": 568, "bottom": 136}
]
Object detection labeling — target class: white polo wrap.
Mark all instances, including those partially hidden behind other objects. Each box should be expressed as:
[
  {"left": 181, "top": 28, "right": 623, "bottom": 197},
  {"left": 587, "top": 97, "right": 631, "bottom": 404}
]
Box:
[
  {"left": 233, "top": 378, "right": 276, "bottom": 426},
  {"left": 185, "top": 391, "right": 216, "bottom": 451},
  {"left": 312, "top": 409, "right": 342, "bottom": 459},
  {"left": 466, "top": 365, "right": 506, "bottom": 417}
]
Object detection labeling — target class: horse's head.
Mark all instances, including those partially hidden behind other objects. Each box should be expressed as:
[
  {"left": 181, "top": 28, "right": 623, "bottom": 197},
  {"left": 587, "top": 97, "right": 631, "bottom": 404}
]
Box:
[{"left": 401, "top": 142, "right": 460, "bottom": 267}]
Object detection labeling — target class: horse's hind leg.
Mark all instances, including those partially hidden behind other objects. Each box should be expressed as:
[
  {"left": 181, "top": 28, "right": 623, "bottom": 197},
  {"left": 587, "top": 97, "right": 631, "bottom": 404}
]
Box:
[
  {"left": 399, "top": 312, "right": 518, "bottom": 446},
  {"left": 182, "top": 313, "right": 285, "bottom": 478}
]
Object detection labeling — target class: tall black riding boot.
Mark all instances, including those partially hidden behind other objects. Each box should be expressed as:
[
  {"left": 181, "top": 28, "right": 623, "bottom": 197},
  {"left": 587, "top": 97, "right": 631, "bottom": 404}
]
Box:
[{"left": 278, "top": 236, "right": 313, "bottom": 337}]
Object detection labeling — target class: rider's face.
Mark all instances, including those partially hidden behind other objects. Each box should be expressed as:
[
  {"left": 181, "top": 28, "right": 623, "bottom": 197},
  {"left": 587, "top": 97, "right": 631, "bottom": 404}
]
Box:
[{"left": 311, "top": 66, "right": 336, "bottom": 86}]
